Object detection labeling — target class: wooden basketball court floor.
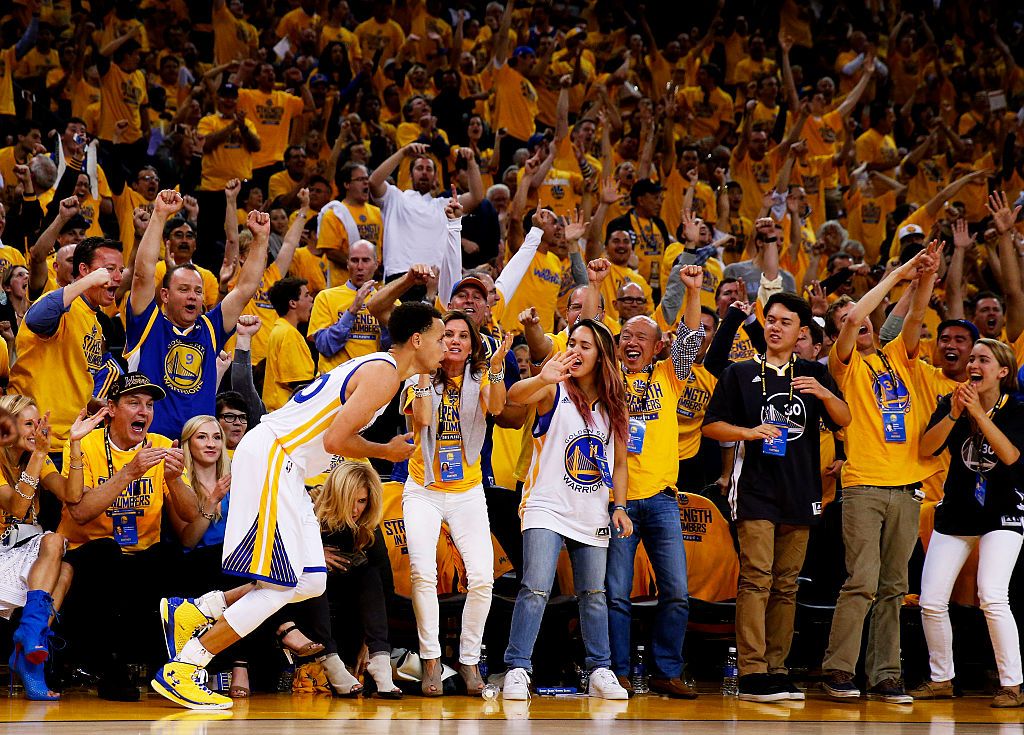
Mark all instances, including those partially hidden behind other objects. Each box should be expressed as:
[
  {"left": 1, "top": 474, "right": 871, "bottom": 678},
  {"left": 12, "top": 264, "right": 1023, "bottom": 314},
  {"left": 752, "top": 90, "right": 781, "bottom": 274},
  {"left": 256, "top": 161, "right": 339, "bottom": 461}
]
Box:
[{"left": 0, "top": 690, "right": 1020, "bottom": 734}]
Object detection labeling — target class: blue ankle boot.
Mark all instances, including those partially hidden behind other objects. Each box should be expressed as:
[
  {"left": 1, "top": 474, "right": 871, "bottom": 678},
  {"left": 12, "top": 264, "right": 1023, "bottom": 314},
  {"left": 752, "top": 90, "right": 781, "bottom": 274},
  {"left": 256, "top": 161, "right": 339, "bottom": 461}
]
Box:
[
  {"left": 8, "top": 645, "right": 58, "bottom": 701},
  {"left": 13, "top": 590, "right": 54, "bottom": 664}
]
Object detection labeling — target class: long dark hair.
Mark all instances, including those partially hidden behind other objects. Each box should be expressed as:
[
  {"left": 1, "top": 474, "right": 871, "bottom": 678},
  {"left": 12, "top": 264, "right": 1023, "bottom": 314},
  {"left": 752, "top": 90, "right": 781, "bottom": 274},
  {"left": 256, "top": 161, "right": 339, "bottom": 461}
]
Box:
[
  {"left": 432, "top": 310, "right": 487, "bottom": 389},
  {"left": 567, "top": 319, "right": 629, "bottom": 446}
]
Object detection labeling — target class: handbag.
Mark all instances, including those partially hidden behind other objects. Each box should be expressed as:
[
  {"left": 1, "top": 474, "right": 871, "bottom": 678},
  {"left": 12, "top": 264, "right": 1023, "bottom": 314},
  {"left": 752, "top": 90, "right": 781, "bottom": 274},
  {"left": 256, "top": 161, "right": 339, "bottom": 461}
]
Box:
[{"left": 0, "top": 523, "right": 44, "bottom": 550}]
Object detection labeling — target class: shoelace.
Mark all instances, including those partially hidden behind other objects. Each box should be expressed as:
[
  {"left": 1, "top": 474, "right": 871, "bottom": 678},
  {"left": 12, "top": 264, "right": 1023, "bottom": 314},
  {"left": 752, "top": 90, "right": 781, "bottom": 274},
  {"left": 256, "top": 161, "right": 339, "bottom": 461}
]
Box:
[{"left": 193, "top": 667, "right": 215, "bottom": 694}]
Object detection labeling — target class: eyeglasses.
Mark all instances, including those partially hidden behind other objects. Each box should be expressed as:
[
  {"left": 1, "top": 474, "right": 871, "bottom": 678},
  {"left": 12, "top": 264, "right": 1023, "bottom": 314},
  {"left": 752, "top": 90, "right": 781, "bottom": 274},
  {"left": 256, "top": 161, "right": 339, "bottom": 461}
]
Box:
[
  {"left": 218, "top": 413, "right": 247, "bottom": 424},
  {"left": 617, "top": 296, "right": 647, "bottom": 305}
]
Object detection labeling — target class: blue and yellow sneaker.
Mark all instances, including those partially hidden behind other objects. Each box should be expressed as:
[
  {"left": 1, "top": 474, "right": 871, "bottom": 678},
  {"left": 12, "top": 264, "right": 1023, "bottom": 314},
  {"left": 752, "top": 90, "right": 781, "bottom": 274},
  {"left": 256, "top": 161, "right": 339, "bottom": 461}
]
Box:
[
  {"left": 159, "top": 597, "right": 214, "bottom": 659},
  {"left": 151, "top": 662, "right": 232, "bottom": 710}
]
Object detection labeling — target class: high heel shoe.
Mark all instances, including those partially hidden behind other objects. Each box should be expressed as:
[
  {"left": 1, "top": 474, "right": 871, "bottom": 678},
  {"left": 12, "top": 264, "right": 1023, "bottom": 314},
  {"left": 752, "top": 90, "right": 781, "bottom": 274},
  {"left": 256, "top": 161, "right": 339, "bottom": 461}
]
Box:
[
  {"left": 420, "top": 658, "right": 443, "bottom": 697},
  {"left": 276, "top": 624, "right": 325, "bottom": 664},
  {"left": 228, "top": 661, "right": 250, "bottom": 699},
  {"left": 14, "top": 591, "right": 54, "bottom": 665},
  {"left": 318, "top": 653, "right": 363, "bottom": 697},
  {"left": 457, "top": 663, "right": 484, "bottom": 696},
  {"left": 9, "top": 645, "right": 58, "bottom": 701}
]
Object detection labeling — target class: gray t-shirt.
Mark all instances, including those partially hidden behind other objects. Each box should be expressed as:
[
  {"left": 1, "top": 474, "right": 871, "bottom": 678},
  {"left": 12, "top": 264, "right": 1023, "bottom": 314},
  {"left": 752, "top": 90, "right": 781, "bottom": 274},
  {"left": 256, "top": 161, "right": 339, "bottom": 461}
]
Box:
[{"left": 723, "top": 260, "right": 797, "bottom": 300}]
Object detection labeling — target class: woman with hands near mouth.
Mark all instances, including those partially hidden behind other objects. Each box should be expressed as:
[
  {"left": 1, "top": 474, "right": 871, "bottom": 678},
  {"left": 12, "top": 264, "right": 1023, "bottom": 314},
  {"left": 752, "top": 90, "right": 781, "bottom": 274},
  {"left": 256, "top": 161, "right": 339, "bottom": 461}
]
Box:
[
  {"left": 914, "top": 339, "right": 1024, "bottom": 708},
  {"left": 501, "top": 318, "right": 633, "bottom": 702},
  {"left": 403, "top": 310, "right": 511, "bottom": 697}
]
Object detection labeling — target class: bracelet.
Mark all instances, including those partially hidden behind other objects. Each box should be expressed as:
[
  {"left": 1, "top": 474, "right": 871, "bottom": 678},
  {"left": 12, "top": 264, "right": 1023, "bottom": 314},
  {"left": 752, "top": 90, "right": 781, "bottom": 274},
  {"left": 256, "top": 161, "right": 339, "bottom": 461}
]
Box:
[
  {"left": 68, "top": 463, "right": 84, "bottom": 471},
  {"left": 17, "top": 472, "right": 40, "bottom": 491},
  {"left": 487, "top": 370, "right": 505, "bottom": 384},
  {"left": 613, "top": 505, "right": 628, "bottom": 513},
  {"left": 199, "top": 507, "right": 216, "bottom": 522},
  {"left": 946, "top": 412, "right": 958, "bottom": 421},
  {"left": 414, "top": 387, "right": 432, "bottom": 398}
]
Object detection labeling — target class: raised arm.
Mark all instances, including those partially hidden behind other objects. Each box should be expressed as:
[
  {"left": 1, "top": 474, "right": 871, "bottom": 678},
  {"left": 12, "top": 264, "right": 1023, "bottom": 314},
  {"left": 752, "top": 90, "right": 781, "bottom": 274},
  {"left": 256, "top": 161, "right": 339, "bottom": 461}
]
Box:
[
  {"left": 366, "top": 265, "right": 435, "bottom": 327},
  {"left": 901, "top": 241, "right": 943, "bottom": 358},
  {"left": 130, "top": 190, "right": 183, "bottom": 316},
  {"left": 491, "top": 0, "right": 516, "bottom": 68},
  {"left": 835, "top": 53, "right": 876, "bottom": 118},
  {"left": 456, "top": 148, "right": 484, "bottom": 212},
  {"left": 221, "top": 211, "right": 271, "bottom": 327},
  {"left": 989, "top": 191, "right": 1024, "bottom": 343},
  {"left": 945, "top": 217, "right": 969, "bottom": 320},
  {"left": 273, "top": 188, "right": 309, "bottom": 276},
  {"left": 778, "top": 32, "right": 800, "bottom": 111}
]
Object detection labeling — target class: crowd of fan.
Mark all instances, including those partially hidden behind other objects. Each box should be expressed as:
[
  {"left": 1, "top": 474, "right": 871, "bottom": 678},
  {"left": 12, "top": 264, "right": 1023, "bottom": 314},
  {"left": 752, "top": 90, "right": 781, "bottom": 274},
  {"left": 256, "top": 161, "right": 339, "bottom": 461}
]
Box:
[{"left": 2, "top": 0, "right": 1024, "bottom": 709}]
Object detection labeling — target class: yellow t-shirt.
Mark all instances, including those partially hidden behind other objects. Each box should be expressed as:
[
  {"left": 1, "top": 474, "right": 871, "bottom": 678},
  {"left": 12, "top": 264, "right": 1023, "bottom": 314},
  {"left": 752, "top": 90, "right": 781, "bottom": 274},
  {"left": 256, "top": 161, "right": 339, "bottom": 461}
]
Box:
[
  {"left": 226, "top": 263, "right": 282, "bottom": 364},
  {"left": 0, "top": 244, "right": 26, "bottom": 279},
  {"left": 729, "top": 324, "right": 759, "bottom": 362},
  {"left": 316, "top": 202, "right": 384, "bottom": 289},
  {"left": 804, "top": 110, "right": 844, "bottom": 160},
  {"left": 677, "top": 364, "right": 717, "bottom": 461},
  {"left": 354, "top": 17, "right": 406, "bottom": 60},
  {"left": 535, "top": 167, "right": 584, "bottom": 216},
  {"left": 14, "top": 47, "right": 58, "bottom": 80},
  {"left": 308, "top": 283, "right": 383, "bottom": 373},
  {"left": 662, "top": 169, "right": 717, "bottom": 245},
  {"left": 624, "top": 359, "right": 690, "bottom": 499},
  {"left": 501, "top": 250, "right": 563, "bottom": 334},
  {"left": 57, "top": 431, "right": 176, "bottom": 553},
  {"left": 794, "top": 154, "right": 837, "bottom": 232},
  {"left": 262, "top": 319, "right": 316, "bottom": 411},
  {"left": 9, "top": 297, "right": 102, "bottom": 442},
  {"left": 154, "top": 260, "right": 220, "bottom": 310},
  {"left": 855, "top": 129, "right": 898, "bottom": 176},
  {"left": 845, "top": 188, "right": 898, "bottom": 264},
  {"left": 113, "top": 186, "right": 153, "bottom": 265},
  {"left": 676, "top": 86, "right": 734, "bottom": 141},
  {"left": 0, "top": 47, "right": 17, "bottom": 116},
  {"left": 488, "top": 62, "right": 538, "bottom": 142},
  {"left": 599, "top": 261, "right": 653, "bottom": 325},
  {"left": 99, "top": 64, "right": 148, "bottom": 144},
  {"left": 288, "top": 246, "right": 327, "bottom": 296},
  {"left": 829, "top": 334, "right": 935, "bottom": 488},
  {"left": 730, "top": 147, "right": 782, "bottom": 221},
  {"left": 237, "top": 89, "right": 305, "bottom": 171},
  {"left": 405, "top": 375, "right": 482, "bottom": 492},
  {"left": 212, "top": 4, "right": 258, "bottom": 66},
  {"left": 197, "top": 113, "right": 260, "bottom": 191}
]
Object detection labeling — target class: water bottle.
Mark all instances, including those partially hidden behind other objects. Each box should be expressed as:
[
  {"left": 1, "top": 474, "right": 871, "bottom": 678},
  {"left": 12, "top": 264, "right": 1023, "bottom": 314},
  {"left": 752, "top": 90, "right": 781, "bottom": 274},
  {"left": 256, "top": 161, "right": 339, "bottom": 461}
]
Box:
[
  {"left": 479, "top": 644, "right": 489, "bottom": 680},
  {"left": 576, "top": 664, "right": 590, "bottom": 692},
  {"left": 479, "top": 644, "right": 500, "bottom": 699},
  {"left": 721, "top": 646, "right": 738, "bottom": 696},
  {"left": 630, "top": 644, "right": 649, "bottom": 694}
]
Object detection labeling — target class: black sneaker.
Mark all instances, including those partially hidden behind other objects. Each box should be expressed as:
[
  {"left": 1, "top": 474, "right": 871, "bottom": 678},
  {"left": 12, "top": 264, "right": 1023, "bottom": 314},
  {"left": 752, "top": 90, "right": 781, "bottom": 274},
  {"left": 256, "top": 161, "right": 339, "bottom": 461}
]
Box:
[
  {"left": 737, "top": 673, "right": 790, "bottom": 702},
  {"left": 822, "top": 670, "right": 861, "bottom": 699},
  {"left": 866, "top": 677, "right": 913, "bottom": 704},
  {"left": 770, "top": 673, "right": 805, "bottom": 701}
]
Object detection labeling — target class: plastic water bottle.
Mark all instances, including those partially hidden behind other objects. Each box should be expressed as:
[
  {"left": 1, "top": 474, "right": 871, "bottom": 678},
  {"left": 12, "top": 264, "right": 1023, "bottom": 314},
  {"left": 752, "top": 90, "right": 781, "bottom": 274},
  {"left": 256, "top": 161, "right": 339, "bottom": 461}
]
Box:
[
  {"left": 479, "top": 644, "right": 489, "bottom": 680},
  {"left": 577, "top": 664, "right": 590, "bottom": 692},
  {"left": 630, "top": 644, "right": 649, "bottom": 694},
  {"left": 721, "top": 646, "right": 738, "bottom": 696},
  {"left": 479, "top": 644, "right": 500, "bottom": 699}
]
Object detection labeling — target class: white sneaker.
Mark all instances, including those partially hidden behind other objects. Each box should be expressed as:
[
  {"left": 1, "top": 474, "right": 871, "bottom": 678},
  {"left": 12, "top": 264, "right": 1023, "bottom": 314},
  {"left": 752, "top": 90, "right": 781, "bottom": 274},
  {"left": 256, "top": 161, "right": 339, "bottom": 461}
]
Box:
[
  {"left": 588, "top": 667, "right": 629, "bottom": 700},
  {"left": 502, "top": 668, "right": 531, "bottom": 700}
]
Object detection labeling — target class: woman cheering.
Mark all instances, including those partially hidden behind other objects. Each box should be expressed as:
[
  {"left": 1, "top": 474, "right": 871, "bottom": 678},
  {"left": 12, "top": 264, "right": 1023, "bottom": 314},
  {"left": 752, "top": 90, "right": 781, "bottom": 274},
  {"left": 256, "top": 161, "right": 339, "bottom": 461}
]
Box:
[
  {"left": 915, "top": 339, "right": 1024, "bottom": 708},
  {"left": 501, "top": 319, "right": 632, "bottom": 701},
  {"left": 404, "top": 310, "right": 511, "bottom": 696}
]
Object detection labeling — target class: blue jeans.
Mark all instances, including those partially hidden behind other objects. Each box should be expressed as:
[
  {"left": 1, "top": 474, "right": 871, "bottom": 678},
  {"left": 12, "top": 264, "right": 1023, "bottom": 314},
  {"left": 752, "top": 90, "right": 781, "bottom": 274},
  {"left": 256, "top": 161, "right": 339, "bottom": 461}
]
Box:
[
  {"left": 503, "top": 528, "right": 611, "bottom": 672},
  {"left": 606, "top": 491, "right": 689, "bottom": 678}
]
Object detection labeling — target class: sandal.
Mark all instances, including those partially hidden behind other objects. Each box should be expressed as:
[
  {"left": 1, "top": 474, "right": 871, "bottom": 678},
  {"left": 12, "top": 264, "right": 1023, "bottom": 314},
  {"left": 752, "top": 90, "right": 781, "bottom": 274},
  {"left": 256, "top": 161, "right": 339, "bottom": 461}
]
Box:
[
  {"left": 276, "top": 623, "right": 325, "bottom": 664},
  {"left": 229, "top": 661, "right": 250, "bottom": 698},
  {"left": 458, "top": 663, "right": 483, "bottom": 695},
  {"left": 421, "top": 657, "right": 443, "bottom": 697},
  {"left": 319, "top": 653, "right": 363, "bottom": 698}
]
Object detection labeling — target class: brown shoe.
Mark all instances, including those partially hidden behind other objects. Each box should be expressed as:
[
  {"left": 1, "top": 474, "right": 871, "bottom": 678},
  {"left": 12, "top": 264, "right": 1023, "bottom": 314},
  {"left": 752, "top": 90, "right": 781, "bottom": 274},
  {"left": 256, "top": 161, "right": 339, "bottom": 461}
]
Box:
[
  {"left": 616, "top": 674, "right": 634, "bottom": 697},
  {"left": 992, "top": 685, "right": 1024, "bottom": 708},
  {"left": 649, "top": 677, "right": 699, "bottom": 699},
  {"left": 908, "top": 679, "right": 953, "bottom": 700}
]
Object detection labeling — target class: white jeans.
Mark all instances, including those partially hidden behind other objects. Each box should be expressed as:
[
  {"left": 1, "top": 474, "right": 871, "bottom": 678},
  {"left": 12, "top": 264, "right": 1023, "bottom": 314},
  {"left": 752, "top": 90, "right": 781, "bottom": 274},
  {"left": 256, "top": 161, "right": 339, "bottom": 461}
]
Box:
[
  {"left": 919, "top": 529, "right": 1024, "bottom": 686},
  {"left": 403, "top": 480, "right": 493, "bottom": 663}
]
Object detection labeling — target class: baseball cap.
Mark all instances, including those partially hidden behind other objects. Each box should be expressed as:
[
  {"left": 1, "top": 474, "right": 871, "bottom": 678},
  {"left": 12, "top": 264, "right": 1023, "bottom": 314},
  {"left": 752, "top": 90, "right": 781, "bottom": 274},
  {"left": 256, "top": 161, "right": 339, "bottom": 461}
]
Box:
[
  {"left": 631, "top": 179, "right": 663, "bottom": 201},
  {"left": 60, "top": 214, "right": 89, "bottom": 234},
  {"left": 449, "top": 276, "right": 489, "bottom": 302},
  {"left": 897, "top": 223, "right": 925, "bottom": 241},
  {"left": 526, "top": 133, "right": 548, "bottom": 150},
  {"left": 309, "top": 73, "right": 328, "bottom": 86},
  {"left": 109, "top": 372, "right": 167, "bottom": 401},
  {"left": 565, "top": 27, "right": 586, "bottom": 42},
  {"left": 937, "top": 318, "right": 980, "bottom": 342},
  {"left": 513, "top": 46, "right": 537, "bottom": 58},
  {"left": 218, "top": 82, "right": 239, "bottom": 98}
]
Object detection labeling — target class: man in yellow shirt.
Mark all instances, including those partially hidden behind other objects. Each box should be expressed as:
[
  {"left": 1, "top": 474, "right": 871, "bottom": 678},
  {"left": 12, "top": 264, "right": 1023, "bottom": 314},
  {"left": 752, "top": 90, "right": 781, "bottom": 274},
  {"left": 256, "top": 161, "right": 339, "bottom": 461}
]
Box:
[
  {"left": 0, "top": 121, "right": 42, "bottom": 188},
  {"left": 820, "top": 243, "right": 943, "bottom": 703},
  {"left": 58, "top": 371, "right": 199, "bottom": 702},
  {"left": 96, "top": 26, "right": 148, "bottom": 170},
  {"left": 855, "top": 105, "right": 899, "bottom": 176},
  {"left": 674, "top": 63, "right": 735, "bottom": 148},
  {"left": 606, "top": 179, "right": 672, "bottom": 293},
  {"left": 262, "top": 277, "right": 315, "bottom": 411},
  {"left": 212, "top": 0, "right": 258, "bottom": 66},
  {"left": 486, "top": 0, "right": 539, "bottom": 161},
  {"left": 276, "top": 0, "right": 319, "bottom": 48},
  {"left": 309, "top": 240, "right": 382, "bottom": 373},
  {"left": 595, "top": 228, "right": 654, "bottom": 325},
  {"left": 236, "top": 61, "right": 312, "bottom": 193},
  {"left": 606, "top": 265, "right": 707, "bottom": 698},
  {"left": 316, "top": 162, "right": 383, "bottom": 288},
  {"left": 354, "top": 0, "right": 407, "bottom": 61},
  {"left": 10, "top": 237, "right": 123, "bottom": 446}
]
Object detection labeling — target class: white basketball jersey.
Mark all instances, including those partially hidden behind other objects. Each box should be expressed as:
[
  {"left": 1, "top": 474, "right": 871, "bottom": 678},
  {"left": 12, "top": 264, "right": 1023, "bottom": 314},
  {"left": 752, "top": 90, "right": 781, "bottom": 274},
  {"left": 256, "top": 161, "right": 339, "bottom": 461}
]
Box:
[
  {"left": 521, "top": 384, "right": 615, "bottom": 547},
  {"left": 260, "top": 352, "right": 398, "bottom": 474}
]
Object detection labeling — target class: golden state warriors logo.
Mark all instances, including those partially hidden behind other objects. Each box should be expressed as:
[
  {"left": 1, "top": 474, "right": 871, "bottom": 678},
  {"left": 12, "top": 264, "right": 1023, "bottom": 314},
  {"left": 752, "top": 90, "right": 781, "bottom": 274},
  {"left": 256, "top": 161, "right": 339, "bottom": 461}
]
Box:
[
  {"left": 164, "top": 341, "right": 204, "bottom": 394},
  {"left": 564, "top": 433, "right": 605, "bottom": 493}
]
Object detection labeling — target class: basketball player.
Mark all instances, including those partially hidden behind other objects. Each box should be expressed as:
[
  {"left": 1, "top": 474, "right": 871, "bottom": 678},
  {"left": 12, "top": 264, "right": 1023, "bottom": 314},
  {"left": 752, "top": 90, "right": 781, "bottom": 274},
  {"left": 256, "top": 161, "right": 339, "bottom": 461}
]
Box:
[{"left": 151, "top": 302, "right": 445, "bottom": 709}]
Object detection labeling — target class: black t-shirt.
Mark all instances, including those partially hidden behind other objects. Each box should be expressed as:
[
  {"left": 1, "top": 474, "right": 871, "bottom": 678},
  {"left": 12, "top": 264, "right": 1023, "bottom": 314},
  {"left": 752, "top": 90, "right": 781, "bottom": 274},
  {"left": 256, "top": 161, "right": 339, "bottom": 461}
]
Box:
[
  {"left": 703, "top": 356, "right": 843, "bottom": 525},
  {"left": 928, "top": 394, "right": 1024, "bottom": 536}
]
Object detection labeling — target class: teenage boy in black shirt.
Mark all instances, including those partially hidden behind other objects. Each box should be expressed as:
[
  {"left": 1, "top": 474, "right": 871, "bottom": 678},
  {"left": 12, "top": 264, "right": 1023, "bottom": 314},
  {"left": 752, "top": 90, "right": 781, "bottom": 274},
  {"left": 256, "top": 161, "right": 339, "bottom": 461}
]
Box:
[{"left": 701, "top": 293, "right": 851, "bottom": 702}]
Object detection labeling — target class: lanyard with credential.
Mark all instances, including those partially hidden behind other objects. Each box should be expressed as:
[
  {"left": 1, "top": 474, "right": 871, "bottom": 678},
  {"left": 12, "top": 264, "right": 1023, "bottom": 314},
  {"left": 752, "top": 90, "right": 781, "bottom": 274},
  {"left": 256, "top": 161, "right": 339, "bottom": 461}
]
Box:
[
  {"left": 760, "top": 354, "right": 795, "bottom": 411},
  {"left": 971, "top": 393, "right": 1008, "bottom": 506},
  {"left": 863, "top": 350, "right": 904, "bottom": 410},
  {"left": 624, "top": 363, "right": 656, "bottom": 415},
  {"left": 103, "top": 427, "right": 116, "bottom": 479}
]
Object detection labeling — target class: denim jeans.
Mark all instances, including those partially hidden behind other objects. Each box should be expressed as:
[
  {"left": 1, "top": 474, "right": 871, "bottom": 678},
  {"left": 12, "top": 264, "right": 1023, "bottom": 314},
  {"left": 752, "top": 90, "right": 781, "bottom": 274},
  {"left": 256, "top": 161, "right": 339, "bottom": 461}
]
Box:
[
  {"left": 503, "top": 528, "right": 611, "bottom": 672},
  {"left": 606, "top": 491, "right": 689, "bottom": 678}
]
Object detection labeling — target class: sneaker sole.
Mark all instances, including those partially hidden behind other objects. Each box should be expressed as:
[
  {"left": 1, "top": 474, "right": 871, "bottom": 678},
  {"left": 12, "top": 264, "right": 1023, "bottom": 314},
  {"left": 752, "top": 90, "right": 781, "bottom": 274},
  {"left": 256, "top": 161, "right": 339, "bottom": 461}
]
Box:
[
  {"left": 159, "top": 598, "right": 174, "bottom": 659},
  {"left": 501, "top": 691, "right": 530, "bottom": 701},
  {"left": 738, "top": 692, "right": 791, "bottom": 702},
  {"left": 150, "top": 677, "right": 233, "bottom": 711},
  {"left": 590, "top": 691, "right": 630, "bottom": 700},
  {"left": 786, "top": 691, "right": 806, "bottom": 701},
  {"left": 866, "top": 694, "right": 913, "bottom": 704},
  {"left": 823, "top": 685, "right": 862, "bottom": 699}
]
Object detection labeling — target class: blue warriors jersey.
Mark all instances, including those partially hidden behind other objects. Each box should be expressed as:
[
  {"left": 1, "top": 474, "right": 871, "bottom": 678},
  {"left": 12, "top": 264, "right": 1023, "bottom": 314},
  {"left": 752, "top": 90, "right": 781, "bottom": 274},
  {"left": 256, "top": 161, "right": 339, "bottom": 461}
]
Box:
[{"left": 125, "top": 300, "right": 234, "bottom": 438}]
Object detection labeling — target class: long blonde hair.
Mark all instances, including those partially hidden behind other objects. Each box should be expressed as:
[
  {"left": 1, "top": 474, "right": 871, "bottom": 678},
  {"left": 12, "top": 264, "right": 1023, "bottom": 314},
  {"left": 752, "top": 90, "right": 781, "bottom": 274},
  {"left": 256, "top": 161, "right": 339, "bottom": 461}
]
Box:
[
  {"left": 312, "top": 461, "right": 383, "bottom": 551},
  {"left": 180, "top": 415, "right": 230, "bottom": 521},
  {"left": 0, "top": 395, "right": 38, "bottom": 511}
]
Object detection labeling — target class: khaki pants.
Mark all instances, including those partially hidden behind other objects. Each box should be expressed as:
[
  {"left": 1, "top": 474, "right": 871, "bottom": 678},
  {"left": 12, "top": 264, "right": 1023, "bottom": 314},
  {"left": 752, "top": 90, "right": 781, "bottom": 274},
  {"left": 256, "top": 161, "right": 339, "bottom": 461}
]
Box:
[
  {"left": 823, "top": 484, "right": 921, "bottom": 686},
  {"left": 735, "top": 520, "right": 810, "bottom": 675}
]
